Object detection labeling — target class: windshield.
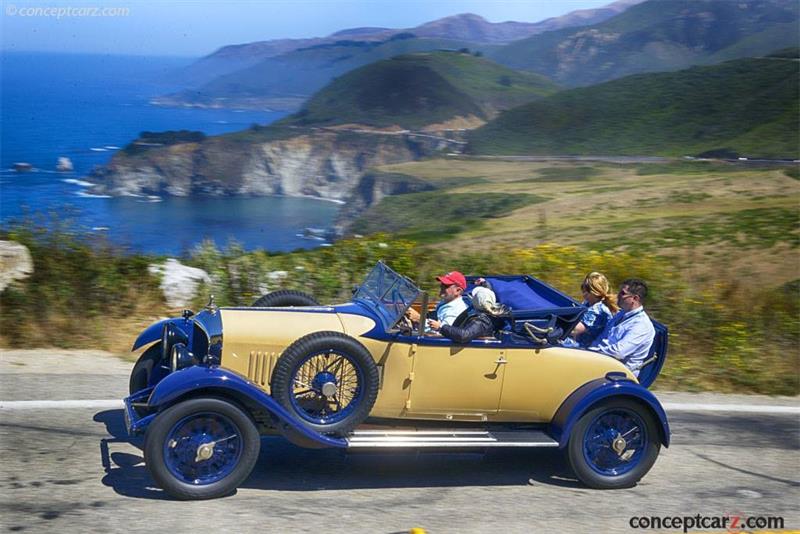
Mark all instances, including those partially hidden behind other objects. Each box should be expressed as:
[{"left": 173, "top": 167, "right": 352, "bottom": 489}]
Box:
[{"left": 354, "top": 262, "right": 420, "bottom": 331}]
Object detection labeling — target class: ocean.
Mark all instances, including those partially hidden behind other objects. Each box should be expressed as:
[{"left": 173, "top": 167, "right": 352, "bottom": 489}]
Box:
[{"left": 0, "top": 52, "right": 339, "bottom": 255}]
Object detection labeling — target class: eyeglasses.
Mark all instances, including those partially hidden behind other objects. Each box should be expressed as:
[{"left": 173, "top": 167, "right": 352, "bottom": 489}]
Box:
[{"left": 618, "top": 290, "right": 637, "bottom": 300}]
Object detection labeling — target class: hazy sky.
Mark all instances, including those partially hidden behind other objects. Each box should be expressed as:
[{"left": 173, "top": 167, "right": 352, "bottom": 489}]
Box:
[{"left": 2, "top": 0, "right": 617, "bottom": 57}]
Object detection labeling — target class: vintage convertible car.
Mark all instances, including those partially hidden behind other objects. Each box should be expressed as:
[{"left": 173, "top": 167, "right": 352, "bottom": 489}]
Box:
[{"left": 124, "top": 261, "right": 669, "bottom": 500}]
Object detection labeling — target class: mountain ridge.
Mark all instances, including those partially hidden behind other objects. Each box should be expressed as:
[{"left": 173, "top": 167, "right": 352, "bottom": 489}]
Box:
[
  {"left": 166, "top": 0, "right": 643, "bottom": 100},
  {"left": 468, "top": 51, "right": 800, "bottom": 159},
  {"left": 488, "top": 0, "right": 799, "bottom": 86},
  {"left": 278, "top": 51, "right": 559, "bottom": 130}
]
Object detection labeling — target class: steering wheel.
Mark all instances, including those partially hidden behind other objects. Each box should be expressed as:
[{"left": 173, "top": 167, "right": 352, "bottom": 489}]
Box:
[{"left": 397, "top": 314, "right": 414, "bottom": 334}]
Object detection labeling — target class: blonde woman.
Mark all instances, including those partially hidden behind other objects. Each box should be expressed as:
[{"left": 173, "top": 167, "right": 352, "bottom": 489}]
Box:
[{"left": 564, "top": 272, "right": 619, "bottom": 348}]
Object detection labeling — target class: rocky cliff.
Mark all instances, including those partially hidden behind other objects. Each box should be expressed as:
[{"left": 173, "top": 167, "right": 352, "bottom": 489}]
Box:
[
  {"left": 88, "top": 128, "right": 454, "bottom": 228},
  {"left": 334, "top": 171, "right": 436, "bottom": 234}
]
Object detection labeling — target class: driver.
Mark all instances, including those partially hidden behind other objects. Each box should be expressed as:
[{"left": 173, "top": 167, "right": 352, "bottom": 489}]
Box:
[{"left": 405, "top": 271, "right": 469, "bottom": 330}]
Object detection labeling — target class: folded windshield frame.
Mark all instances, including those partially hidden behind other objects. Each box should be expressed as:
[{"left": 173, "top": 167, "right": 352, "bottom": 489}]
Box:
[{"left": 353, "top": 261, "right": 420, "bottom": 332}]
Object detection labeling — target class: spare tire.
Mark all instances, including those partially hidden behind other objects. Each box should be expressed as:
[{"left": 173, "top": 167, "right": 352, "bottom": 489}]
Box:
[
  {"left": 251, "top": 289, "right": 319, "bottom": 307},
  {"left": 270, "top": 331, "right": 379, "bottom": 435}
]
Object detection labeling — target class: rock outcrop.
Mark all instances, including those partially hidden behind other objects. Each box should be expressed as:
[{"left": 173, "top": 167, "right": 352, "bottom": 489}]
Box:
[
  {"left": 0, "top": 241, "right": 33, "bottom": 291},
  {"left": 334, "top": 171, "right": 435, "bottom": 234},
  {"left": 56, "top": 157, "right": 74, "bottom": 172},
  {"left": 88, "top": 128, "right": 452, "bottom": 218},
  {"left": 148, "top": 259, "right": 212, "bottom": 309}
]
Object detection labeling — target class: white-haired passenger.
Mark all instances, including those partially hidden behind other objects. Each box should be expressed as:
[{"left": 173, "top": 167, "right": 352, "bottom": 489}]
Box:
[{"left": 430, "top": 284, "right": 509, "bottom": 344}]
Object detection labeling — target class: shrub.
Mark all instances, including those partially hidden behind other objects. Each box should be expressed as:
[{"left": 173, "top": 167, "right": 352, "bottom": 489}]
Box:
[
  {"left": 1, "top": 222, "right": 796, "bottom": 394},
  {"left": 0, "top": 217, "right": 164, "bottom": 349}
]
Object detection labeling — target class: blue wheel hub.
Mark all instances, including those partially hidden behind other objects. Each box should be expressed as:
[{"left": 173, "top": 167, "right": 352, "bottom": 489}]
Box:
[
  {"left": 164, "top": 412, "right": 242, "bottom": 485},
  {"left": 289, "top": 350, "right": 364, "bottom": 425},
  {"left": 312, "top": 371, "right": 338, "bottom": 395},
  {"left": 583, "top": 408, "right": 647, "bottom": 476}
]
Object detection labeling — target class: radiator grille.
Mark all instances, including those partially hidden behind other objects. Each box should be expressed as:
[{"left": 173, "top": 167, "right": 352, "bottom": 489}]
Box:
[{"left": 247, "top": 351, "right": 277, "bottom": 386}]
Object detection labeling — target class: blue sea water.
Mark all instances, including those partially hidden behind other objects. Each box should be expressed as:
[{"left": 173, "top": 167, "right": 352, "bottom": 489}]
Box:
[{"left": 0, "top": 52, "right": 339, "bottom": 254}]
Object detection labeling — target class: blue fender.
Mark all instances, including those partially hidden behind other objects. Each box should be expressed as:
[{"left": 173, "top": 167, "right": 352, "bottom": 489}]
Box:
[
  {"left": 132, "top": 319, "right": 169, "bottom": 351},
  {"left": 550, "top": 373, "right": 670, "bottom": 448},
  {"left": 145, "top": 365, "right": 347, "bottom": 449},
  {"left": 132, "top": 318, "right": 195, "bottom": 352}
]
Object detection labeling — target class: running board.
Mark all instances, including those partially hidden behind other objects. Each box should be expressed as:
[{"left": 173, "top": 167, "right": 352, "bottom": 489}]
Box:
[{"left": 345, "top": 429, "right": 559, "bottom": 449}]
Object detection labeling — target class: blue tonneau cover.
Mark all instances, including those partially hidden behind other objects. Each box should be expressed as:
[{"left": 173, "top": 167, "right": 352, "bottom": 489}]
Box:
[
  {"left": 472, "top": 275, "right": 576, "bottom": 310},
  {"left": 467, "top": 275, "right": 585, "bottom": 341}
]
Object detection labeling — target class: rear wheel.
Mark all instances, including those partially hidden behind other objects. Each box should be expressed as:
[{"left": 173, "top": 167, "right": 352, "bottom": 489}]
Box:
[
  {"left": 567, "top": 398, "right": 661, "bottom": 489},
  {"left": 251, "top": 289, "right": 319, "bottom": 307},
  {"left": 144, "top": 398, "right": 260, "bottom": 500},
  {"left": 270, "top": 332, "right": 379, "bottom": 435}
]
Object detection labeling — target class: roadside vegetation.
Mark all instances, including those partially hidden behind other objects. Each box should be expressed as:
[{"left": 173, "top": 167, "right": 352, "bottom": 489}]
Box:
[
  {"left": 0, "top": 215, "right": 164, "bottom": 352},
  {"left": 2, "top": 160, "right": 798, "bottom": 394}
]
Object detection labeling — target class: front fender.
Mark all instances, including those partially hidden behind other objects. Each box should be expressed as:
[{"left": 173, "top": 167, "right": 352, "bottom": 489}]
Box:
[
  {"left": 146, "top": 365, "right": 347, "bottom": 448},
  {"left": 132, "top": 319, "right": 184, "bottom": 352},
  {"left": 132, "top": 319, "right": 170, "bottom": 351},
  {"left": 132, "top": 317, "right": 197, "bottom": 353},
  {"left": 550, "top": 373, "right": 670, "bottom": 448}
]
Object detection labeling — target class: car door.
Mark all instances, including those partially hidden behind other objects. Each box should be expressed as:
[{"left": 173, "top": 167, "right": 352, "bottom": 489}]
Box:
[
  {"left": 404, "top": 336, "right": 505, "bottom": 419},
  {"left": 498, "top": 344, "right": 631, "bottom": 422}
]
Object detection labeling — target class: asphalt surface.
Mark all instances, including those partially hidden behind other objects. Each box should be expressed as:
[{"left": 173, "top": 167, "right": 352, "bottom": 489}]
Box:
[{"left": 1, "top": 350, "right": 798, "bottom": 534}]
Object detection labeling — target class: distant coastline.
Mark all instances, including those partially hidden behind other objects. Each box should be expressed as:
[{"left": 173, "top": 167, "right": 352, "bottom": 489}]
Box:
[{"left": 0, "top": 52, "right": 338, "bottom": 254}]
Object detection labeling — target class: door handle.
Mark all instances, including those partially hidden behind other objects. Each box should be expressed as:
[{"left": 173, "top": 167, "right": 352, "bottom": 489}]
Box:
[{"left": 494, "top": 357, "right": 507, "bottom": 364}]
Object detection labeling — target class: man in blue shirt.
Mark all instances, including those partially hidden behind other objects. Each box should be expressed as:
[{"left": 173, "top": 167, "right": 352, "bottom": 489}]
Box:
[{"left": 589, "top": 278, "right": 655, "bottom": 376}]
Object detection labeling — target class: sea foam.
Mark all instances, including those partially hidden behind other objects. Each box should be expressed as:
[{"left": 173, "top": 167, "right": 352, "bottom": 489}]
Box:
[
  {"left": 76, "top": 191, "right": 111, "bottom": 198},
  {"left": 62, "top": 178, "right": 94, "bottom": 187}
]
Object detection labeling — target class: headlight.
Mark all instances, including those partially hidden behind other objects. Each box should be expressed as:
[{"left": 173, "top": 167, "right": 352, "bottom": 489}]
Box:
[{"left": 170, "top": 342, "right": 197, "bottom": 372}]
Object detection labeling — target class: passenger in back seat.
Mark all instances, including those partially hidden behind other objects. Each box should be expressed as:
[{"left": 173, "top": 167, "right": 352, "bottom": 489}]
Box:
[
  {"left": 588, "top": 278, "right": 656, "bottom": 376},
  {"left": 430, "top": 285, "right": 509, "bottom": 344},
  {"left": 562, "top": 272, "right": 618, "bottom": 348}
]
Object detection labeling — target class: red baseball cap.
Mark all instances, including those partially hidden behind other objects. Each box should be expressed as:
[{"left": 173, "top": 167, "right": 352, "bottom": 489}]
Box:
[{"left": 436, "top": 271, "right": 466, "bottom": 290}]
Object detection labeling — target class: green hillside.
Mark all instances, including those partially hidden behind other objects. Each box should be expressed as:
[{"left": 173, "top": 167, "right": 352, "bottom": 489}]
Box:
[
  {"left": 468, "top": 53, "right": 800, "bottom": 159},
  {"left": 166, "top": 36, "right": 502, "bottom": 109},
  {"left": 280, "top": 51, "right": 559, "bottom": 129},
  {"left": 489, "top": 0, "right": 799, "bottom": 87}
]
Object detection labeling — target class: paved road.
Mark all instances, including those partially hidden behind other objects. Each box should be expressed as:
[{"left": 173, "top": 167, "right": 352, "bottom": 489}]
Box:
[{"left": 1, "top": 350, "right": 798, "bottom": 534}]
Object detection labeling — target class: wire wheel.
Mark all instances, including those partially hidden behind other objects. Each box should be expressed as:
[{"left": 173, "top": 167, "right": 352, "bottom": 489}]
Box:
[
  {"left": 290, "top": 349, "right": 364, "bottom": 425},
  {"left": 271, "top": 331, "right": 379, "bottom": 435}
]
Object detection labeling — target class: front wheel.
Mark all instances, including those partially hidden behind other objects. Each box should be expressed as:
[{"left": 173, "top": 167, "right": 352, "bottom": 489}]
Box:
[
  {"left": 144, "top": 398, "right": 260, "bottom": 500},
  {"left": 129, "top": 343, "right": 168, "bottom": 395},
  {"left": 567, "top": 398, "right": 661, "bottom": 489}
]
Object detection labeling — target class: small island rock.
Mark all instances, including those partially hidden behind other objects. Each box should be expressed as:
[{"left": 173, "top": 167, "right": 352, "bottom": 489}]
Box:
[{"left": 57, "top": 157, "right": 74, "bottom": 172}]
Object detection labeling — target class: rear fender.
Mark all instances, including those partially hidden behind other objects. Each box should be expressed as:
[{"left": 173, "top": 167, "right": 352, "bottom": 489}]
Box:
[
  {"left": 550, "top": 373, "right": 670, "bottom": 448},
  {"left": 145, "top": 365, "right": 347, "bottom": 448}
]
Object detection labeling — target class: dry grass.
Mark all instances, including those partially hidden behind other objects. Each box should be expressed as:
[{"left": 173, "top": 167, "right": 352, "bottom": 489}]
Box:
[{"left": 376, "top": 158, "right": 800, "bottom": 286}]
